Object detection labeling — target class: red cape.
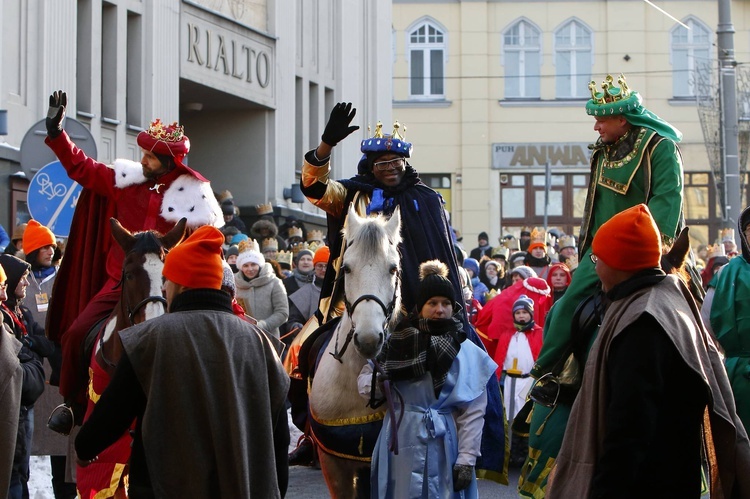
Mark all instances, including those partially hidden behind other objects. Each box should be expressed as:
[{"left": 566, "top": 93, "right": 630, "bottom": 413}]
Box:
[
  {"left": 46, "top": 188, "right": 114, "bottom": 342},
  {"left": 474, "top": 277, "right": 551, "bottom": 369}
]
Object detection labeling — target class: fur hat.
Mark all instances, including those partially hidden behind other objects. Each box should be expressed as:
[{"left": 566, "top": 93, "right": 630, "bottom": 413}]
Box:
[
  {"left": 417, "top": 260, "right": 456, "bottom": 311},
  {"left": 22, "top": 220, "right": 56, "bottom": 255},
  {"left": 592, "top": 204, "right": 661, "bottom": 272},
  {"left": 512, "top": 294, "right": 534, "bottom": 314},
  {"left": 162, "top": 226, "right": 224, "bottom": 289},
  {"left": 250, "top": 219, "right": 278, "bottom": 240},
  {"left": 510, "top": 265, "right": 537, "bottom": 281}
]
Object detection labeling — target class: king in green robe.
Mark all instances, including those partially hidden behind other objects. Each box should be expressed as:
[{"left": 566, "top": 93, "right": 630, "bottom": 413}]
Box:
[{"left": 519, "top": 74, "right": 687, "bottom": 498}]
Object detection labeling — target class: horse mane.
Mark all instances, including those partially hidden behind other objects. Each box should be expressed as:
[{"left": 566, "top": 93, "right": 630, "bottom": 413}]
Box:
[{"left": 346, "top": 218, "right": 391, "bottom": 261}]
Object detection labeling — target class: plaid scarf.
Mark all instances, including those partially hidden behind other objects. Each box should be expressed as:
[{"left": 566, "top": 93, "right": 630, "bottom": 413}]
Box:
[{"left": 379, "top": 313, "right": 465, "bottom": 398}]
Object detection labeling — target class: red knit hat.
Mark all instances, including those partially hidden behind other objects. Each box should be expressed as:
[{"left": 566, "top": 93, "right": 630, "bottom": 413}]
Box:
[
  {"left": 163, "top": 225, "right": 224, "bottom": 289},
  {"left": 313, "top": 246, "right": 330, "bottom": 266},
  {"left": 23, "top": 220, "right": 56, "bottom": 255},
  {"left": 592, "top": 204, "right": 661, "bottom": 271}
]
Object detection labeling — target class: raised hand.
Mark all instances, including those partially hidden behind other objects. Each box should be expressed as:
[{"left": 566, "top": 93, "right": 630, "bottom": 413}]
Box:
[
  {"left": 321, "top": 102, "right": 359, "bottom": 147},
  {"left": 46, "top": 90, "right": 68, "bottom": 139}
]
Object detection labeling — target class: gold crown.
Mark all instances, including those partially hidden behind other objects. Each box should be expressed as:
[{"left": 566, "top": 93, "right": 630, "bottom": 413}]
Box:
[
  {"left": 256, "top": 202, "right": 273, "bottom": 215},
  {"left": 291, "top": 242, "right": 310, "bottom": 255},
  {"left": 588, "top": 74, "right": 632, "bottom": 105},
  {"left": 558, "top": 235, "right": 576, "bottom": 250},
  {"left": 261, "top": 237, "right": 278, "bottom": 252},
  {"left": 706, "top": 243, "right": 726, "bottom": 260},
  {"left": 287, "top": 227, "right": 303, "bottom": 239},
  {"left": 563, "top": 254, "right": 579, "bottom": 272},
  {"left": 307, "top": 230, "right": 324, "bottom": 242},
  {"left": 308, "top": 241, "right": 323, "bottom": 252},
  {"left": 492, "top": 247, "right": 510, "bottom": 259},
  {"left": 144, "top": 119, "right": 185, "bottom": 142},
  {"left": 529, "top": 228, "right": 546, "bottom": 244},
  {"left": 369, "top": 121, "right": 407, "bottom": 140},
  {"left": 501, "top": 236, "right": 519, "bottom": 251},
  {"left": 720, "top": 228, "right": 735, "bottom": 243},
  {"left": 237, "top": 238, "right": 260, "bottom": 254},
  {"left": 484, "top": 289, "right": 500, "bottom": 302},
  {"left": 276, "top": 250, "right": 293, "bottom": 267}
]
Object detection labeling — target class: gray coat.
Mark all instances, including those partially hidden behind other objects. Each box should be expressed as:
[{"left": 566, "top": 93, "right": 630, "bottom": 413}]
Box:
[
  {"left": 120, "top": 307, "right": 291, "bottom": 498},
  {"left": 234, "top": 263, "right": 289, "bottom": 338},
  {"left": 0, "top": 326, "right": 22, "bottom": 493}
]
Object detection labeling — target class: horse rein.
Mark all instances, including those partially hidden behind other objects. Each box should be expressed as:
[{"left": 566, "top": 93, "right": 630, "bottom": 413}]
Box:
[
  {"left": 330, "top": 270, "right": 401, "bottom": 363},
  {"left": 370, "top": 359, "right": 405, "bottom": 455}
]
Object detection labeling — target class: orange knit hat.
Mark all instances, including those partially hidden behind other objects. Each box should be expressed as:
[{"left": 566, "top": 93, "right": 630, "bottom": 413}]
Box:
[
  {"left": 313, "top": 245, "right": 330, "bottom": 266},
  {"left": 23, "top": 220, "right": 56, "bottom": 255},
  {"left": 163, "top": 225, "right": 224, "bottom": 289},
  {"left": 592, "top": 204, "right": 661, "bottom": 272},
  {"left": 527, "top": 241, "right": 546, "bottom": 252}
]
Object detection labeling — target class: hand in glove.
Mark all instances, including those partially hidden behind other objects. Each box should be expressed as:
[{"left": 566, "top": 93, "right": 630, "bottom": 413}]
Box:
[
  {"left": 46, "top": 90, "right": 67, "bottom": 138},
  {"left": 321, "top": 102, "right": 359, "bottom": 147},
  {"left": 453, "top": 464, "right": 474, "bottom": 492}
]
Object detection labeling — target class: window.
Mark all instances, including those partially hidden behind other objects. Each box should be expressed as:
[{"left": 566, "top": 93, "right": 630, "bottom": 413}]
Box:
[
  {"left": 408, "top": 19, "right": 446, "bottom": 99},
  {"left": 554, "top": 19, "right": 592, "bottom": 98},
  {"left": 671, "top": 17, "right": 711, "bottom": 98},
  {"left": 502, "top": 19, "right": 541, "bottom": 99}
]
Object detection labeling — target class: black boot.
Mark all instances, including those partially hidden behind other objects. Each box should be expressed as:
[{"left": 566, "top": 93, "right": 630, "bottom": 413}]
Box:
[
  {"left": 288, "top": 435, "right": 315, "bottom": 466},
  {"left": 47, "top": 403, "right": 75, "bottom": 436}
]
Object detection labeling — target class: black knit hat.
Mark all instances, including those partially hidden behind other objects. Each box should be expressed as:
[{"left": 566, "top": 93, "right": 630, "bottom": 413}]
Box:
[{"left": 416, "top": 260, "right": 456, "bottom": 311}]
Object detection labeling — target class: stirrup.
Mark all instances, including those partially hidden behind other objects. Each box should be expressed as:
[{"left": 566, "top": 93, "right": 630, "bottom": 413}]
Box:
[{"left": 47, "top": 403, "right": 75, "bottom": 436}]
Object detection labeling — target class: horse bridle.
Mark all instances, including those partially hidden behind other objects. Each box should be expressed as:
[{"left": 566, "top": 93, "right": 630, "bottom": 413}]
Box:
[
  {"left": 113, "top": 256, "right": 169, "bottom": 327},
  {"left": 330, "top": 270, "right": 401, "bottom": 363}
]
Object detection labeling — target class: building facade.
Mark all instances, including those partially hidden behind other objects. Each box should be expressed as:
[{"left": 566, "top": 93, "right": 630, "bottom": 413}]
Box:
[
  {"left": 0, "top": 0, "right": 393, "bottom": 236},
  {"left": 392, "top": 0, "right": 750, "bottom": 249}
]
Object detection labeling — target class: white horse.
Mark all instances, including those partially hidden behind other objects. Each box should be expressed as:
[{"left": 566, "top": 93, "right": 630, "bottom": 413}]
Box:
[{"left": 308, "top": 205, "right": 402, "bottom": 499}]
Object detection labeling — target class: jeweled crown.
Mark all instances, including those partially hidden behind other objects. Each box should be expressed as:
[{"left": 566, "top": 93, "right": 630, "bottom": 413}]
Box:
[
  {"left": 144, "top": 119, "right": 185, "bottom": 142},
  {"left": 588, "top": 74, "right": 632, "bottom": 105}
]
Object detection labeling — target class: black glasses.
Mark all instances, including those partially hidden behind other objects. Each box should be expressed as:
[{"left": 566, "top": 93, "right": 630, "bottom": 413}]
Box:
[
  {"left": 373, "top": 158, "right": 405, "bottom": 172},
  {"left": 590, "top": 254, "right": 598, "bottom": 264}
]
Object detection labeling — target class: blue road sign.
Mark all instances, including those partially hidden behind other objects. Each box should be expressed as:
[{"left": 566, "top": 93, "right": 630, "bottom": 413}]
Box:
[{"left": 27, "top": 161, "right": 82, "bottom": 238}]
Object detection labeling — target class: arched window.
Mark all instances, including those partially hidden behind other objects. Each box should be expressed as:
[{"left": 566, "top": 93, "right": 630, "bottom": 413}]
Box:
[
  {"left": 502, "top": 19, "right": 541, "bottom": 99},
  {"left": 554, "top": 19, "right": 592, "bottom": 98},
  {"left": 407, "top": 19, "right": 447, "bottom": 99},
  {"left": 671, "top": 17, "right": 711, "bottom": 97}
]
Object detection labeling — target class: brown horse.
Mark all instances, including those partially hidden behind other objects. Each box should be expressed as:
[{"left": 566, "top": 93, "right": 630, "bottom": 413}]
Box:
[{"left": 76, "top": 217, "right": 186, "bottom": 499}]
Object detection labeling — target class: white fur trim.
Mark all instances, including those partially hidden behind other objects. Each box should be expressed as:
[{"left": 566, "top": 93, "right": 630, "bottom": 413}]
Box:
[
  {"left": 113, "top": 159, "right": 147, "bottom": 188},
  {"left": 160, "top": 175, "right": 224, "bottom": 229}
]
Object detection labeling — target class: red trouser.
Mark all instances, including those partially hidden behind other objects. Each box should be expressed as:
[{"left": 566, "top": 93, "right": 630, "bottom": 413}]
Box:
[{"left": 59, "top": 282, "right": 120, "bottom": 402}]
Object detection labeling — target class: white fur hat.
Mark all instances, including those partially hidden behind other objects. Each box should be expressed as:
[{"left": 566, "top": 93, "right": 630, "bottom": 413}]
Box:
[{"left": 236, "top": 249, "right": 265, "bottom": 269}]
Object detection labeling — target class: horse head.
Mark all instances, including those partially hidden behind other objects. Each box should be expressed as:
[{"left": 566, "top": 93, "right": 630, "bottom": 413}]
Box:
[
  {"left": 110, "top": 217, "right": 187, "bottom": 325},
  {"left": 340, "top": 205, "right": 402, "bottom": 360}
]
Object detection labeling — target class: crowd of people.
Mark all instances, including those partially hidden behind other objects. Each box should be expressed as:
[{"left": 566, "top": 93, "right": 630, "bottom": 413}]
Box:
[{"left": 2, "top": 73, "right": 750, "bottom": 499}]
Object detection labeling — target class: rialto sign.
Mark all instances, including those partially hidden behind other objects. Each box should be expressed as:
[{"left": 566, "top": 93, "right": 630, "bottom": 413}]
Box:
[
  {"left": 181, "top": 5, "right": 275, "bottom": 107},
  {"left": 492, "top": 143, "right": 592, "bottom": 169}
]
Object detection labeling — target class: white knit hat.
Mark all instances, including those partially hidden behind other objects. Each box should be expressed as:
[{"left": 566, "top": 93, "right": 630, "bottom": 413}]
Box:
[{"left": 236, "top": 249, "right": 265, "bottom": 269}]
